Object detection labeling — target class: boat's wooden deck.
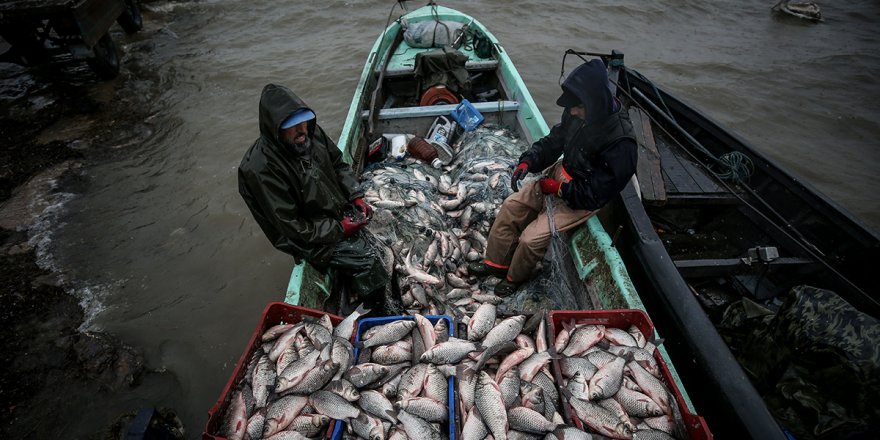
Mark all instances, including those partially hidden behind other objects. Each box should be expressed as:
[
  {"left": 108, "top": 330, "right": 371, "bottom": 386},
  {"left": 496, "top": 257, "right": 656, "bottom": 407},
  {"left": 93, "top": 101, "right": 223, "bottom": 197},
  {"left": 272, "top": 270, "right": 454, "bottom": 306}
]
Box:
[{"left": 630, "top": 106, "right": 737, "bottom": 206}]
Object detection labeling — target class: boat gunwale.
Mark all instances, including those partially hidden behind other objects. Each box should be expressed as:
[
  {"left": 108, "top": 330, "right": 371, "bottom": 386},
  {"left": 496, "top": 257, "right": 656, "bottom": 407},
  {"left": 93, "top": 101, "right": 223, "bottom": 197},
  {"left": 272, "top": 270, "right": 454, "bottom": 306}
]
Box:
[
  {"left": 624, "top": 69, "right": 880, "bottom": 245},
  {"left": 284, "top": 3, "right": 699, "bottom": 414}
]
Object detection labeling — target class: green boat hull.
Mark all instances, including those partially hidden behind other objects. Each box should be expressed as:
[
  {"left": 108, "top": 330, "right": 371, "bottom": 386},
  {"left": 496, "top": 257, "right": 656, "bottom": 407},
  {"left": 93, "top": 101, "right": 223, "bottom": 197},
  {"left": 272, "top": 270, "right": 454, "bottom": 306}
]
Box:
[{"left": 282, "top": 3, "right": 695, "bottom": 412}]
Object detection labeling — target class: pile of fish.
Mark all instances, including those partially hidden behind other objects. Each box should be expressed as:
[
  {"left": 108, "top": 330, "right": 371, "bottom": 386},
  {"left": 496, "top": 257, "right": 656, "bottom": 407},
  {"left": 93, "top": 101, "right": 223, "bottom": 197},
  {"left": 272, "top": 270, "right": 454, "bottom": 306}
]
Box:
[
  {"left": 457, "top": 308, "right": 574, "bottom": 440},
  {"left": 335, "top": 315, "right": 455, "bottom": 440},
  {"left": 360, "top": 125, "right": 526, "bottom": 318},
  {"left": 219, "top": 306, "right": 368, "bottom": 440},
  {"left": 554, "top": 320, "right": 686, "bottom": 440}
]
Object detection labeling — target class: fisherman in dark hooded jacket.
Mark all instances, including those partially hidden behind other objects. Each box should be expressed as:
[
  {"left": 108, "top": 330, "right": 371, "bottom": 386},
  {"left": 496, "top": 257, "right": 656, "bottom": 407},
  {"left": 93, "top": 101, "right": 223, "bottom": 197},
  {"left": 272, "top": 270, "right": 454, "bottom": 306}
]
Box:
[
  {"left": 468, "top": 60, "right": 637, "bottom": 295},
  {"left": 238, "top": 84, "right": 389, "bottom": 306}
]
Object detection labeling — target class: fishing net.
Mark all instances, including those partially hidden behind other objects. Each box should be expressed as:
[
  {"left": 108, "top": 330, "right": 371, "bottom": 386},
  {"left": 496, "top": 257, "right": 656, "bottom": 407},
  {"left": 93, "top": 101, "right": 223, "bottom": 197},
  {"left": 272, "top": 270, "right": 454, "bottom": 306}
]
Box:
[
  {"left": 358, "top": 123, "right": 587, "bottom": 319},
  {"left": 499, "top": 195, "right": 586, "bottom": 314}
]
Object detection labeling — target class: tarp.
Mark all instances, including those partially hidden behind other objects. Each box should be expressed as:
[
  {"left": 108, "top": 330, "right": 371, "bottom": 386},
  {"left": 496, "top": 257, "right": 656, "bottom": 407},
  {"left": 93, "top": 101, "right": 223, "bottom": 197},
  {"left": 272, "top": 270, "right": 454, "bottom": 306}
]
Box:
[{"left": 721, "top": 286, "right": 880, "bottom": 439}]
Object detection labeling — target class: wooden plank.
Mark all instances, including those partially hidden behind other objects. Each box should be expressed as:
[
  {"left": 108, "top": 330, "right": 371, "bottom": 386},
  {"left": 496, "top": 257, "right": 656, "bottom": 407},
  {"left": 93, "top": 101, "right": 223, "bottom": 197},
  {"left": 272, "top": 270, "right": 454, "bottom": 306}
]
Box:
[
  {"left": 628, "top": 107, "right": 666, "bottom": 204},
  {"left": 657, "top": 136, "right": 695, "bottom": 193},
  {"left": 674, "top": 257, "right": 819, "bottom": 278}
]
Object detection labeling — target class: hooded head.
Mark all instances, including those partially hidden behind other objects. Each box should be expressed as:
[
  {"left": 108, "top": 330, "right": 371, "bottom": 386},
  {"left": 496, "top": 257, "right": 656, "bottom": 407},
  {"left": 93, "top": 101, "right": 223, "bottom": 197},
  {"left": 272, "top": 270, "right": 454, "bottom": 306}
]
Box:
[
  {"left": 556, "top": 59, "right": 616, "bottom": 125},
  {"left": 259, "top": 83, "right": 316, "bottom": 154}
]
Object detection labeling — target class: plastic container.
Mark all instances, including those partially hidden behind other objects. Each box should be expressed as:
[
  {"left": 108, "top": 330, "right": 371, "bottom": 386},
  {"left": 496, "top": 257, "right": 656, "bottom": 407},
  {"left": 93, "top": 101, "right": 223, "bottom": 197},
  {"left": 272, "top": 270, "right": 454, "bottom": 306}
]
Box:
[
  {"left": 331, "top": 314, "right": 456, "bottom": 440},
  {"left": 451, "top": 99, "right": 484, "bottom": 132},
  {"left": 547, "top": 309, "right": 712, "bottom": 440},
  {"left": 407, "top": 136, "right": 441, "bottom": 168},
  {"left": 390, "top": 134, "right": 408, "bottom": 160},
  {"left": 202, "top": 302, "right": 346, "bottom": 440},
  {"left": 426, "top": 116, "right": 456, "bottom": 166}
]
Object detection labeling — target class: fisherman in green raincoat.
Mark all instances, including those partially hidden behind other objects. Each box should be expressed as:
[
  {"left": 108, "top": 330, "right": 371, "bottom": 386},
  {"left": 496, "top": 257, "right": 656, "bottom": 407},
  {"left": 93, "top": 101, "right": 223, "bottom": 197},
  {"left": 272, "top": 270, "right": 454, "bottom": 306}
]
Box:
[{"left": 238, "top": 84, "right": 390, "bottom": 309}]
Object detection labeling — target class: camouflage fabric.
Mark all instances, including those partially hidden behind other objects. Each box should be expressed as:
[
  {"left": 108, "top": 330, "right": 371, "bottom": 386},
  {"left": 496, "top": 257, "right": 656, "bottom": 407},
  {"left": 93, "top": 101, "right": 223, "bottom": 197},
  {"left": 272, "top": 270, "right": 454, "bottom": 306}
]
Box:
[{"left": 722, "top": 285, "right": 880, "bottom": 439}]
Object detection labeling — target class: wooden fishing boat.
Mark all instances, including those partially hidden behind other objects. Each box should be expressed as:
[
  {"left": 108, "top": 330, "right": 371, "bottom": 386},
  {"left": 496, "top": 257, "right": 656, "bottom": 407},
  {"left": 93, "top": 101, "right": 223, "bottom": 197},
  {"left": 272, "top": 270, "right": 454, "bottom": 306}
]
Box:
[
  {"left": 277, "top": 1, "right": 708, "bottom": 423},
  {"left": 598, "top": 52, "right": 880, "bottom": 438}
]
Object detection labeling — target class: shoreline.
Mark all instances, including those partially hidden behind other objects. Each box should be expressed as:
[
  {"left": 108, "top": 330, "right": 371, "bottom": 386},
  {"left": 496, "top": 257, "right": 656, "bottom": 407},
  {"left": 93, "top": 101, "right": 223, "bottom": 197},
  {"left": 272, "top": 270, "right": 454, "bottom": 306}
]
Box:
[{"left": 0, "top": 60, "right": 179, "bottom": 438}]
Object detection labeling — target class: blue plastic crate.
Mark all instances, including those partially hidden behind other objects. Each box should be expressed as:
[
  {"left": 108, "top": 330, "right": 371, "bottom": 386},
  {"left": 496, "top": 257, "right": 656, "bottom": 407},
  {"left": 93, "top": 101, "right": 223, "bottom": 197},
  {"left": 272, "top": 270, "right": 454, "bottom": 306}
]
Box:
[
  {"left": 331, "top": 314, "right": 456, "bottom": 440},
  {"left": 451, "top": 99, "right": 484, "bottom": 132}
]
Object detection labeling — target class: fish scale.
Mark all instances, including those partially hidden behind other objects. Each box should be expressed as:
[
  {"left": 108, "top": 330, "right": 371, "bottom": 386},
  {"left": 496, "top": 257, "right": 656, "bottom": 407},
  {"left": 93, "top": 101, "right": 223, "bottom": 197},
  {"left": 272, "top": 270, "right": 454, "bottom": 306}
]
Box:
[
  {"left": 589, "top": 355, "right": 626, "bottom": 400},
  {"left": 361, "top": 320, "right": 418, "bottom": 349},
  {"left": 359, "top": 390, "right": 398, "bottom": 423},
  {"left": 262, "top": 395, "right": 308, "bottom": 438},
  {"left": 475, "top": 371, "right": 509, "bottom": 440},
  {"left": 507, "top": 406, "right": 560, "bottom": 434},
  {"left": 397, "top": 409, "right": 442, "bottom": 440}
]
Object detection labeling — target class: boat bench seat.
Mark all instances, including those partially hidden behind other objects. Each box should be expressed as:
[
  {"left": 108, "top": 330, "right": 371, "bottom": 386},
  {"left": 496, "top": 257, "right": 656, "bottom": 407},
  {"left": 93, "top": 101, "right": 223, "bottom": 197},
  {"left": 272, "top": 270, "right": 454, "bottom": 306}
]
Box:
[
  {"left": 360, "top": 100, "right": 519, "bottom": 121},
  {"left": 380, "top": 41, "right": 498, "bottom": 78}
]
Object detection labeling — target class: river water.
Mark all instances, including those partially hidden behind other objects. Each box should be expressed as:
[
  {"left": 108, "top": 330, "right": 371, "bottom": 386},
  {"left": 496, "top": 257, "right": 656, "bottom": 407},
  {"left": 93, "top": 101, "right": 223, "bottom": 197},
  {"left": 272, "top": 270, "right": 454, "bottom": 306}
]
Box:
[{"left": 32, "top": 0, "right": 879, "bottom": 437}]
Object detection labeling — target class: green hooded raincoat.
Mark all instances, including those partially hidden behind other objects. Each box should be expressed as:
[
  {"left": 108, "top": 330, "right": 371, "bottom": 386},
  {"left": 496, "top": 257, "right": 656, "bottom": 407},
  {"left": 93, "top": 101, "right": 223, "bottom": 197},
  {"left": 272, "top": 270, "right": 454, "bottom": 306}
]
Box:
[{"left": 238, "top": 84, "right": 387, "bottom": 296}]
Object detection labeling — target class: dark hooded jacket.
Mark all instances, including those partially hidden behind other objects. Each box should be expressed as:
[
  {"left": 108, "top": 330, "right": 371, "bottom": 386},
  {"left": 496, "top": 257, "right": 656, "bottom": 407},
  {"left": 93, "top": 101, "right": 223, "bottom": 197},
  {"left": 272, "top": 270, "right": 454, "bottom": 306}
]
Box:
[
  {"left": 238, "top": 84, "right": 362, "bottom": 265},
  {"left": 519, "top": 60, "right": 637, "bottom": 210}
]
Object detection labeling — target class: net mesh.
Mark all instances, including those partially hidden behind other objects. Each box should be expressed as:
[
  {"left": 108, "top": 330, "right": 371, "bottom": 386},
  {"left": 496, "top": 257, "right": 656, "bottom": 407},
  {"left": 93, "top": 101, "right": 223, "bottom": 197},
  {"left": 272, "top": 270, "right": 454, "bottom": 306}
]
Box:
[{"left": 359, "top": 123, "right": 586, "bottom": 319}]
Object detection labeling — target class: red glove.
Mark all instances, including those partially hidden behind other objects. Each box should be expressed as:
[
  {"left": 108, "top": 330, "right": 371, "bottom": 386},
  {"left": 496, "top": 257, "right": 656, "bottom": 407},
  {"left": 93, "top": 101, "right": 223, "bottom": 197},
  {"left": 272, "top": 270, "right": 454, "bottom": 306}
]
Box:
[
  {"left": 511, "top": 161, "right": 530, "bottom": 192},
  {"left": 341, "top": 216, "right": 366, "bottom": 237},
  {"left": 539, "top": 177, "right": 563, "bottom": 196},
  {"left": 353, "top": 197, "right": 373, "bottom": 220}
]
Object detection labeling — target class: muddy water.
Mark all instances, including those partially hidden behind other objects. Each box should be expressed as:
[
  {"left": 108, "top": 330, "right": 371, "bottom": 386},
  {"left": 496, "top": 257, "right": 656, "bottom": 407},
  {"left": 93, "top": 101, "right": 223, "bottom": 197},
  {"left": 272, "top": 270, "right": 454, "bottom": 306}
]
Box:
[{"left": 25, "top": 0, "right": 879, "bottom": 437}]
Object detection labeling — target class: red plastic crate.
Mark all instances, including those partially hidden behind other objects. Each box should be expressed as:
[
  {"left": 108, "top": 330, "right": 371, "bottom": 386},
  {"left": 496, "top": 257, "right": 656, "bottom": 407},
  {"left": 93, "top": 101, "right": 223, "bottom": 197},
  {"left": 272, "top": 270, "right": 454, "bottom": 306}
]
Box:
[
  {"left": 202, "top": 302, "right": 345, "bottom": 440},
  {"left": 548, "top": 309, "right": 712, "bottom": 440}
]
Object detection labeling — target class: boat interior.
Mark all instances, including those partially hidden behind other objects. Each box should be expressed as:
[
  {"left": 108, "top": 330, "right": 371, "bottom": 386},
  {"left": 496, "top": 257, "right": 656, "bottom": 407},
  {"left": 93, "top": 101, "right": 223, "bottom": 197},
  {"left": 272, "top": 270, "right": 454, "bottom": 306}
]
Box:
[
  {"left": 347, "top": 27, "right": 531, "bottom": 173},
  {"left": 615, "top": 70, "right": 878, "bottom": 318}
]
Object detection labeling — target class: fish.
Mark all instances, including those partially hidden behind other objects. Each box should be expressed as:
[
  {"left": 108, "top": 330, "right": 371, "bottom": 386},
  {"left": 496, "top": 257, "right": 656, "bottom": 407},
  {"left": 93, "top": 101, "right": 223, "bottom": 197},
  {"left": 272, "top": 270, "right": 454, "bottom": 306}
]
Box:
[
  {"left": 494, "top": 346, "right": 535, "bottom": 382},
  {"left": 564, "top": 391, "right": 632, "bottom": 439},
  {"left": 461, "top": 406, "right": 489, "bottom": 440},
  {"left": 286, "top": 414, "right": 330, "bottom": 437},
  {"left": 262, "top": 395, "right": 308, "bottom": 438},
  {"left": 309, "top": 390, "right": 361, "bottom": 421},
  {"left": 223, "top": 388, "right": 249, "bottom": 440},
  {"left": 507, "top": 406, "right": 561, "bottom": 434},
  {"left": 324, "top": 379, "right": 361, "bottom": 402},
  {"left": 475, "top": 371, "right": 509, "bottom": 440},
  {"left": 588, "top": 355, "right": 626, "bottom": 401},
  {"left": 252, "top": 354, "right": 276, "bottom": 408},
  {"left": 396, "top": 397, "right": 448, "bottom": 422},
  {"left": 360, "top": 320, "right": 418, "bottom": 349},
  {"left": 421, "top": 338, "right": 481, "bottom": 364},
  {"left": 344, "top": 363, "right": 391, "bottom": 389},
  {"left": 334, "top": 303, "right": 371, "bottom": 339},
  {"left": 359, "top": 390, "right": 399, "bottom": 423},
  {"left": 498, "top": 366, "right": 521, "bottom": 408},
  {"left": 481, "top": 315, "right": 526, "bottom": 351},
  {"left": 244, "top": 408, "right": 266, "bottom": 440},
  {"left": 467, "top": 303, "right": 496, "bottom": 341},
  {"left": 518, "top": 352, "right": 555, "bottom": 382},
  {"left": 397, "top": 409, "right": 442, "bottom": 440},
  {"left": 561, "top": 324, "right": 605, "bottom": 357},
  {"left": 262, "top": 323, "right": 296, "bottom": 342},
  {"left": 627, "top": 359, "right": 673, "bottom": 415}
]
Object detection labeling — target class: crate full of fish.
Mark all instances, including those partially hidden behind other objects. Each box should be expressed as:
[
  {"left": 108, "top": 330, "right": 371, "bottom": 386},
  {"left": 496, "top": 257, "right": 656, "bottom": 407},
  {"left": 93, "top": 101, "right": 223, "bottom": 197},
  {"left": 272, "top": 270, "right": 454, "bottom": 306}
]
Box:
[
  {"left": 457, "top": 310, "right": 570, "bottom": 440},
  {"left": 548, "top": 309, "right": 712, "bottom": 440},
  {"left": 330, "top": 314, "right": 456, "bottom": 440},
  {"left": 203, "top": 301, "right": 368, "bottom": 440}
]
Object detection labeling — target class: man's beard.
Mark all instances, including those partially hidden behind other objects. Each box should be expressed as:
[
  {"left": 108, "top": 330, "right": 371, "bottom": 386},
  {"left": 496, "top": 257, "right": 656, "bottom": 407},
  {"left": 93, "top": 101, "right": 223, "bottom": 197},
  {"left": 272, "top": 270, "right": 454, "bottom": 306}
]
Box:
[{"left": 283, "top": 136, "right": 310, "bottom": 155}]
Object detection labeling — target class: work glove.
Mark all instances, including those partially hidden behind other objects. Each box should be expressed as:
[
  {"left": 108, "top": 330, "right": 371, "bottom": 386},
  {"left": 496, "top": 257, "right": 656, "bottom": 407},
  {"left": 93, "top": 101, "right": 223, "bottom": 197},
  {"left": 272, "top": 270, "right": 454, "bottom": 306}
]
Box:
[
  {"left": 511, "top": 161, "right": 530, "bottom": 192},
  {"left": 341, "top": 216, "right": 367, "bottom": 237},
  {"left": 539, "top": 177, "right": 563, "bottom": 196},
  {"left": 353, "top": 197, "right": 373, "bottom": 220}
]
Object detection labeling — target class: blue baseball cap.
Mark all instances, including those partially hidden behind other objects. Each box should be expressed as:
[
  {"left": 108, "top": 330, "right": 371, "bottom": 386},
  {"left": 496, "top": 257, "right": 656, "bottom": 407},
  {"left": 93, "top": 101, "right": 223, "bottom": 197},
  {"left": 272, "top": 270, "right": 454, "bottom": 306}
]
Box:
[{"left": 281, "top": 109, "right": 315, "bottom": 129}]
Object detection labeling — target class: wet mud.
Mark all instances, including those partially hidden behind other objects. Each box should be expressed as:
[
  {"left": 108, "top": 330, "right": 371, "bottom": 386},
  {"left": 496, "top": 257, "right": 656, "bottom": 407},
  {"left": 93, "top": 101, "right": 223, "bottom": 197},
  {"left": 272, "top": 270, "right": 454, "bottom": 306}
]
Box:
[{"left": 0, "top": 46, "right": 178, "bottom": 439}]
